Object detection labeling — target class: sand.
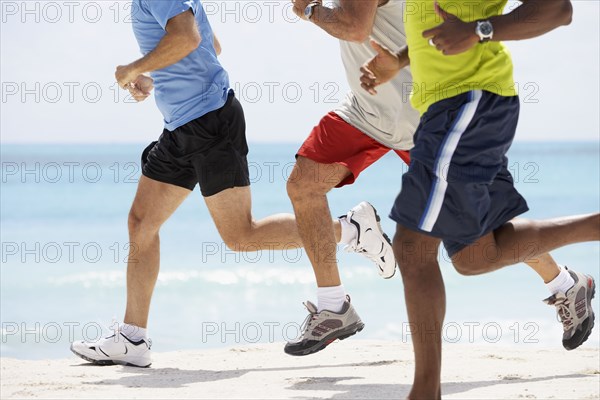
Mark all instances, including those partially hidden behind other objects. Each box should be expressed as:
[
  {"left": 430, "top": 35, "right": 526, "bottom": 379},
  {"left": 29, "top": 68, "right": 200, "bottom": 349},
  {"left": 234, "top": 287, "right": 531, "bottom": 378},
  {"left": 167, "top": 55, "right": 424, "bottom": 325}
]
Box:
[{"left": 1, "top": 341, "right": 599, "bottom": 399}]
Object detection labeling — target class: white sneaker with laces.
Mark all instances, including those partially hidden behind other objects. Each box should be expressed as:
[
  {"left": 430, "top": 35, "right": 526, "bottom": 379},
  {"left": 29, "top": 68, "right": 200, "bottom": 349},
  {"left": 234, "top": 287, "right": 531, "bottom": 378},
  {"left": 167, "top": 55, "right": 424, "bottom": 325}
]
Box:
[
  {"left": 342, "top": 201, "right": 397, "bottom": 279},
  {"left": 71, "top": 325, "right": 152, "bottom": 367}
]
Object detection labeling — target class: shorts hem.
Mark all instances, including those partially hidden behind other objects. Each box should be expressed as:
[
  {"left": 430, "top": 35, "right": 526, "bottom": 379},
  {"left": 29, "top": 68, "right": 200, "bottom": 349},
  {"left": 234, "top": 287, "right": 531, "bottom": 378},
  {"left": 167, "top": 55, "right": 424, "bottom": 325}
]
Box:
[
  {"left": 389, "top": 213, "right": 446, "bottom": 241},
  {"left": 141, "top": 171, "right": 196, "bottom": 191},
  {"left": 389, "top": 204, "right": 530, "bottom": 257},
  {"left": 201, "top": 182, "right": 251, "bottom": 198}
]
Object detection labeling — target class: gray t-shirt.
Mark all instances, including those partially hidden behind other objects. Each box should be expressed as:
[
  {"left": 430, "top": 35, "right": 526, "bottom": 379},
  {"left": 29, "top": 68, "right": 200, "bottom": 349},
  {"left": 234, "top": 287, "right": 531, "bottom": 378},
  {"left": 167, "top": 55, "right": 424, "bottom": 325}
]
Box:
[{"left": 334, "top": 0, "right": 419, "bottom": 150}]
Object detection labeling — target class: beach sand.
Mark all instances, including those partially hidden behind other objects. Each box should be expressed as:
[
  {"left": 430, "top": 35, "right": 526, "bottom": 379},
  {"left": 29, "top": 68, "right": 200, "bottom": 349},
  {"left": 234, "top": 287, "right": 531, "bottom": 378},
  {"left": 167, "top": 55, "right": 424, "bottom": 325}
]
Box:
[{"left": 1, "top": 341, "right": 598, "bottom": 399}]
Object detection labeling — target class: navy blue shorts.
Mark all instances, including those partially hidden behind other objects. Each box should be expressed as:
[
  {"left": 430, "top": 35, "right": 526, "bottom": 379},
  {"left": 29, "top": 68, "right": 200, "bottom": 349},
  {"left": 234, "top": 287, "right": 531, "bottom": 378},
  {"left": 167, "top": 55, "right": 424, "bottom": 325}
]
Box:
[{"left": 390, "top": 90, "right": 529, "bottom": 256}]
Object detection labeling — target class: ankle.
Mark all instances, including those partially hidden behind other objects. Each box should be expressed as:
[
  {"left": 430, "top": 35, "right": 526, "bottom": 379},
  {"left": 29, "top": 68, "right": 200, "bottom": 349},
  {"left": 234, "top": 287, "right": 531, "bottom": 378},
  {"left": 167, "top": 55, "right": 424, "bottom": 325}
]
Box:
[{"left": 120, "top": 323, "right": 148, "bottom": 341}]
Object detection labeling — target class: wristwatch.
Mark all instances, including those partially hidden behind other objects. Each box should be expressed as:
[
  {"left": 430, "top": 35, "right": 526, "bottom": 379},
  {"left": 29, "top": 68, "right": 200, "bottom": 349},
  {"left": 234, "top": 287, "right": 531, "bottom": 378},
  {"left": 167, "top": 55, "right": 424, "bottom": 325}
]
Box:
[
  {"left": 475, "top": 20, "right": 494, "bottom": 42},
  {"left": 304, "top": 1, "right": 321, "bottom": 21}
]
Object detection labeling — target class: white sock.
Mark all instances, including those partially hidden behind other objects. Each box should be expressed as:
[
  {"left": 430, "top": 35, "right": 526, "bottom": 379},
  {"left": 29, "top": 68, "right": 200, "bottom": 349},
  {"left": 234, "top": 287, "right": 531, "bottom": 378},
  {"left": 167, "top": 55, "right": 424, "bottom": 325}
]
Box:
[
  {"left": 339, "top": 217, "right": 357, "bottom": 245},
  {"left": 545, "top": 266, "right": 575, "bottom": 295},
  {"left": 317, "top": 285, "right": 346, "bottom": 313},
  {"left": 120, "top": 323, "right": 148, "bottom": 341}
]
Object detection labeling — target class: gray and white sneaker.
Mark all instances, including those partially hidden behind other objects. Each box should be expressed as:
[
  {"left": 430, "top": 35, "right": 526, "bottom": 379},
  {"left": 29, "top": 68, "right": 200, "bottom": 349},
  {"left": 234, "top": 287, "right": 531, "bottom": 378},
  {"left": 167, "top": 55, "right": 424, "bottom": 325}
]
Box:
[
  {"left": 284, "top": 295, "right": 364, "bottom": 356},
  {"left": 544, "top": 268, "right": 596, "bottom": 350},
  {"left": 71, "top": 326, "right": 152, "bottom": 367},
  {"left": 343, "top": 201, "right": 397, "bottom": 279}
]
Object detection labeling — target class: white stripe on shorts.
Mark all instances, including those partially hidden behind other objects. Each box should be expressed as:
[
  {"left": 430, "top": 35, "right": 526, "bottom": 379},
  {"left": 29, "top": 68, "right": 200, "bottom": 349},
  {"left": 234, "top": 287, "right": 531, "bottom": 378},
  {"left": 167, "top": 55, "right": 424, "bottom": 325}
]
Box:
[{"left": 419, "top": 90, "right": 483, "bottom": 233}]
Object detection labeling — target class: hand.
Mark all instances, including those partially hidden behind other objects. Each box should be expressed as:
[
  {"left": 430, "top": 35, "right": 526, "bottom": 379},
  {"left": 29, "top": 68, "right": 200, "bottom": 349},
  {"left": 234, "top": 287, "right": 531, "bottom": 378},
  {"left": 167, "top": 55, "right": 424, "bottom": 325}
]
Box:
[
  {"left": 128, "top": 75, "right": 154, "bottom": 102},
  {"left": 115, "top": 64, "right": 142, "bottom": 89},
  {"left": 291, "top": 0, "right": 314, "bottom": 20},
  {"left": 359, "top": 40, "right": 403, "bottom": 95},
  {"left": 422, "top": 1, "right": 479, "bottom": 55}
]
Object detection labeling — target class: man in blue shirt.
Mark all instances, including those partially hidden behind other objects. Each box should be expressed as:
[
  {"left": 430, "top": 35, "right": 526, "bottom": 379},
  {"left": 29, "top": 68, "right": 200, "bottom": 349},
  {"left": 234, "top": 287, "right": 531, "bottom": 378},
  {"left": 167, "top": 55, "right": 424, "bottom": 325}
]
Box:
[{"left": 70, "top": 0, "right": 392, "bottom": 367}]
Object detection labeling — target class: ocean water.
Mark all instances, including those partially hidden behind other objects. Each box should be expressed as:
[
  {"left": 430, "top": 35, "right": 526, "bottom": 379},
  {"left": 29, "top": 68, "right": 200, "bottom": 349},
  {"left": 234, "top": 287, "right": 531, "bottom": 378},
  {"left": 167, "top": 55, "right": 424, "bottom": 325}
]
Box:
[{"left": 1, "top": 142, "right": 599, "bottom": 360}]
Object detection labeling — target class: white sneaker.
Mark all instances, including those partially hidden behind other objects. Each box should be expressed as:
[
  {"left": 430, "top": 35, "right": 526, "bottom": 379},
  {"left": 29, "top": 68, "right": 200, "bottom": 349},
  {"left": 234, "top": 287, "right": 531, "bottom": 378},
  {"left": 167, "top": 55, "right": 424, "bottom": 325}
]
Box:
[
  {"left": 343, "top": 201, "right": 397, "bottom": 279},
  {"left": 71, "top": 326, "right": 152, "bottom": 367}
]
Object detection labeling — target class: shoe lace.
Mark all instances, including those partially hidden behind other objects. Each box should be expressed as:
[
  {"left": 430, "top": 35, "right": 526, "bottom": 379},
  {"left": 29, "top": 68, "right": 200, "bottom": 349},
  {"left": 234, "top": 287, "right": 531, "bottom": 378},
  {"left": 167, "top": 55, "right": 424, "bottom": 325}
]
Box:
[
  {"left": 299, "top": 303, "right": 319, "bottom": 336},
  {"left": 552, "top": 297, "right": 574, "bottom": 331}
]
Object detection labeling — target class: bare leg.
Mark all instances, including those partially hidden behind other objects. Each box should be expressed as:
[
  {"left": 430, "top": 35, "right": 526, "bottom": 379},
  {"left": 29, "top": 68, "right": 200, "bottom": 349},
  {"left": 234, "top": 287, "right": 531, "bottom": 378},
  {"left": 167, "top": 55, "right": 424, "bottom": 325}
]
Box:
[
  {"left": 394, "top": 225, "right": 444, "bottom": 400},
  {"left": 452, "top": 214, "right": 600, "bottom": 275},
  {"left": 204, "top": 185, "right": 342, "bottom": 251},
  {"left": 123, "top": 176, "right": 191, "bottom": 328},
  {"left": 525, "top": 252, "right": 561, "bottom": 283},
  {"left": 286, "top": 157, "right": 351, "bottom": 287}
]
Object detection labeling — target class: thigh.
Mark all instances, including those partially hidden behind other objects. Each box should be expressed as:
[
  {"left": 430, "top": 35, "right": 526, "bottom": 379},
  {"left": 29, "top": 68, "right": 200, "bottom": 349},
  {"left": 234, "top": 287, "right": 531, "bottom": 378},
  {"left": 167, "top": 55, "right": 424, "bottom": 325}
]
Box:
[
  {"left": 130, "top": 175, "right": 192, "bottom": 227},
  {"left": 204, "top": 186, "right": 252, "bottom": 244},
  {"left": 297, "top": 112, "right": 391, "bottom": 187},
  {"left": 289, "top": 156, "right": 352, "bottom": 193},
  {"left": 443, "top": 159, "right": 529, "bottom": 258},
  {"left": 394, "top": 224, "right": 442, "bottom": 266}
]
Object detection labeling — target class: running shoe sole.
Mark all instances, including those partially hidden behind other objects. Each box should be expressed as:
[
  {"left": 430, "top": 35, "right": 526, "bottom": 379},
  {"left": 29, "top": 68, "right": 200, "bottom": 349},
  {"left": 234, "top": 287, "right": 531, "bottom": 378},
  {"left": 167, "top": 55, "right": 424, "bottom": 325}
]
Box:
[
  {"left": 564, "top": 277, "right": 596, "bottom": 351},
  {"left": 70, "top": 344, "right": 152, "bottom": 368},
  {"left": 284, "top": 321, "right": 365, "bottom": 356}
]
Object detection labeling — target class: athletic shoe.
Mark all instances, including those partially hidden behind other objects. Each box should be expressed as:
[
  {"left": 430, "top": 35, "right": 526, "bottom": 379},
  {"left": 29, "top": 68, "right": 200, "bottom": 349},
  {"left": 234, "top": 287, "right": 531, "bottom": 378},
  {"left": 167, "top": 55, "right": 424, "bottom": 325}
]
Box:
[
  {"left": 544, "top": 268, "right": 596, "bottom": 350},
  {"left": 71, "top": 326, "right": 152, "bottom": 367},
  {"left": 284, "top": 295, "right": 364, "bottom": 356},
  {"left": 343, "top": 201, "right": 397, "bottom": 279}
]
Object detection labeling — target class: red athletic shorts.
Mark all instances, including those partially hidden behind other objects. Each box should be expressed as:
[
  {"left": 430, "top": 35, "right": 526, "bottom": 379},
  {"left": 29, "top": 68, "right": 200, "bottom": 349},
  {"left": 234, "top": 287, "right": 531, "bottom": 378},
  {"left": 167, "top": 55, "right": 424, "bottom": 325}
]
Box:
[{"left": 297, "top": 112, "right": 411, "bottom": 188}]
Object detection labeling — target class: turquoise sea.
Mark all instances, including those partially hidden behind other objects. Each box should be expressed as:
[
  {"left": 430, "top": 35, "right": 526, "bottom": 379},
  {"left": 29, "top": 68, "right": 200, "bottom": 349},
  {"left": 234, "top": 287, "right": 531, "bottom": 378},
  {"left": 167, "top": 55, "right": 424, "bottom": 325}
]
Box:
[{"left": 1, "top": 142, "right": 599, "bottom": 359}]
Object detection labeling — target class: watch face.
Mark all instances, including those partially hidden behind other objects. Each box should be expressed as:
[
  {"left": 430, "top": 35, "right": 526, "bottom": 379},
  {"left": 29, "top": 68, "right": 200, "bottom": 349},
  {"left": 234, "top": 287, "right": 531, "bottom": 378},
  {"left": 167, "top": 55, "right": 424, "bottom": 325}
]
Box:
[
  {"left": 304, "top": 6, "right": 313, "bottom": 18},
  {"left": 480, "top": 22, "right": 493, "bottom": 36}
]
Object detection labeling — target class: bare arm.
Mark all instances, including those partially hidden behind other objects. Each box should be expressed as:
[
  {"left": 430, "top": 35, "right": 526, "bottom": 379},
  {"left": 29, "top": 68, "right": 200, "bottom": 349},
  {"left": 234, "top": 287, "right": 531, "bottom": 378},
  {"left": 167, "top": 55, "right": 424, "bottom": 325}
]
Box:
[
  {"left": 116, "top": 10, "right": 201, "bottom": 87},
  {"left": 490, "top": 0, "right": 572, "bottom": 41},
  {"left": 359, "top": 40, "right": 409, "bottom": 95},
  {"left": 425, "top": 0, "right": 573, "bottom": 55},
  {"left": 292, "top": 0, "right": 379, "bottom": 43}
]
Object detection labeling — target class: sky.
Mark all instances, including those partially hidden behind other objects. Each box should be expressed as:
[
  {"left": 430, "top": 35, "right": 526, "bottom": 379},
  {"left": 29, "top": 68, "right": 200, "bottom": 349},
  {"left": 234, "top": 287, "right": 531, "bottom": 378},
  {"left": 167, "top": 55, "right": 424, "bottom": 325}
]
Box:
[{"left": 1, "top": 0, "right": 599, "bottom": 144}]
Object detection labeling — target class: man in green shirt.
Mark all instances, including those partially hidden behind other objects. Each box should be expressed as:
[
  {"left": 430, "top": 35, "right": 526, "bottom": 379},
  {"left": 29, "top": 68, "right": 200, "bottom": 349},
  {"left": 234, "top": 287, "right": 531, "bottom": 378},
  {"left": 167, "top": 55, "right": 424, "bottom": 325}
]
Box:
[{"left": 360, "top": 1, "right": 598, "bottom": 397}]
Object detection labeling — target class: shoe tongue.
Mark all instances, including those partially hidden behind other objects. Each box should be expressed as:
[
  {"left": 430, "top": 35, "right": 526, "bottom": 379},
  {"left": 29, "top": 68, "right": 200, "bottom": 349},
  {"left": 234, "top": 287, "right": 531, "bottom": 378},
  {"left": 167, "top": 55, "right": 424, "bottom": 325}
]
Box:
[
  {"left": 543, "top": 292, "right": 567, "bottom": 305},
  {"left": 304, "top": 301, "right": 318, "bottom": 314}
]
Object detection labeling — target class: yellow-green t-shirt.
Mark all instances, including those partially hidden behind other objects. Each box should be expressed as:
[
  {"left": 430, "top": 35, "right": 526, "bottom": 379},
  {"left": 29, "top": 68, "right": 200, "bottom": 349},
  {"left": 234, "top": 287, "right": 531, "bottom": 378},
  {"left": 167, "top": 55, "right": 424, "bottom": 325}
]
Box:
[{"left": 406, "top": 0, "right": 518, "bottom": 115}]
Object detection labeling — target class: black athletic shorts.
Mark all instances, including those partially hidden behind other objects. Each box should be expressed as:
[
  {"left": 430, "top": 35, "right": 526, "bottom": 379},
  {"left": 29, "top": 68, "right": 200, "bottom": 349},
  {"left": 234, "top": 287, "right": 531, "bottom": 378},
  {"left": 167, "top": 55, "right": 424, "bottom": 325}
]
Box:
[{"left": 141, "top": 91, "right": 250, "bottom": 197}]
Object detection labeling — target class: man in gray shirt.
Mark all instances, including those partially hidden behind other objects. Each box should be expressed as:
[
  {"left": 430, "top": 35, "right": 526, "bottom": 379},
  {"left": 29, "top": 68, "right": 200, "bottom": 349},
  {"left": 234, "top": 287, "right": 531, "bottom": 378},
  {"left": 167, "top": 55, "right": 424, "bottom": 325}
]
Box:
[{"left": 285, "top": 0, "right": 420, "bottom": 356}]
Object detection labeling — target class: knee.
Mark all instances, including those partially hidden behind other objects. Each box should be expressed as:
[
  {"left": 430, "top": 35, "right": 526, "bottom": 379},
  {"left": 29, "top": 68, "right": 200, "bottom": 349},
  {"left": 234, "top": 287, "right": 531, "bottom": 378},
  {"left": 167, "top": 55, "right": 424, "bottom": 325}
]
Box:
[
  {"left": 286, "top": 175, "right": 304, "bottom": 202},
  {"left": 286, "top": 159, "right": 331, "bottom": 202},
  {"left": 393, "top": 234, "right": 428, "bottom": 280},
  {"left": 221, "top": 225, "right": 255, "bottom": 252},
  {"left": 128, "top": 209, "right": 143, "bottom": 233},
  {"left": 393, "top": 227, "right": 442, "bottom": 280},
  {"left": 452, "top": 260, "right": 480, "bottom": 276},
  {"left": 127, "top": 208, "right": 160, "bottom": 237},
  {"left": 286, "top": 171, "right": 320, "bottom": 202},
  {"left": 452, "top": 257, "right": 494, "bottom": 276}
]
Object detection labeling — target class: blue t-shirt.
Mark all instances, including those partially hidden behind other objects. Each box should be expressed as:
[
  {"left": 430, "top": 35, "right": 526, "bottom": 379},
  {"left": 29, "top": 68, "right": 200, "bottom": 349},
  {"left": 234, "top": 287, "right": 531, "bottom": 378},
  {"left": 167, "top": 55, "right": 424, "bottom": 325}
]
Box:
[{"left": 132, "top": 0, "right": 230, "bottom": 131}]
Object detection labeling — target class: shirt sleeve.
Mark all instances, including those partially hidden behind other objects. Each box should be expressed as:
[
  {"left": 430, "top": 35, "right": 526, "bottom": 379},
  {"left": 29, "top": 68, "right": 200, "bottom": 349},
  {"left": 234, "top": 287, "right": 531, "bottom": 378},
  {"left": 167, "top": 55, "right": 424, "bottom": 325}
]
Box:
[{"left": 142, "top": 0, "right": 198, "bottom": 30}]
